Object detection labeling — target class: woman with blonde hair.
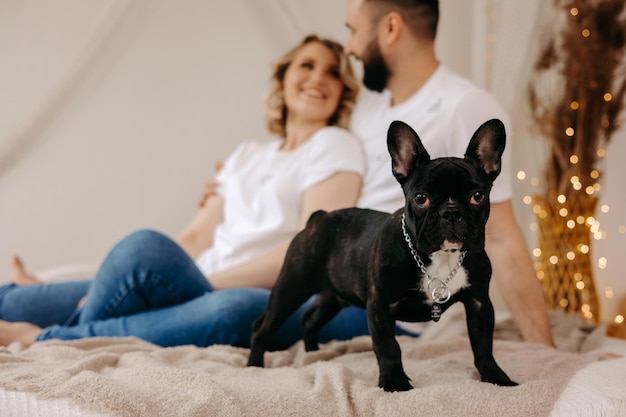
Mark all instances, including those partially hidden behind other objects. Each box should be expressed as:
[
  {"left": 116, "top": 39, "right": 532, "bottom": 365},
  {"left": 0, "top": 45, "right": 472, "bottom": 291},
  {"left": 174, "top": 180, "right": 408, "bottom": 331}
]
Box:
[{"left": 0, "top": 35, "right": 416, "bottom": 349}]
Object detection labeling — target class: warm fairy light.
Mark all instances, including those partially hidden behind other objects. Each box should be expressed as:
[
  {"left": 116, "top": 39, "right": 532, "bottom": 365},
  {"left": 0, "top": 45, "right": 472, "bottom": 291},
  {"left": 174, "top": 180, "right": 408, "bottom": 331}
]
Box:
[
  {"left": 602, "top": 119, "right": 610, "bottom": 128},
  {"left": 570, "top": 155, "right": 579, "bottom": 164},
  {"left": 583, "top": 311, "right": 593, "bottom": 320},
  {"left": 533, "top": 248, "right": 542, "bottom": 257},
  {"left": 601, "top": 205, "right": 610, "bottom": 213},
  {"left": 571, "top": 175, "right": 579, "bottom": 184},
  {"left": 570, "top": 101, "right": 579, "bottom": 110},
  {"left": 530, "top": 177, "right": 539, "bottom": 186},
  {"left": 567, "top": 220, "right": 576, "bottom": 229},
  {"left": 605, "top": 287, "right": 614, "bottom": 299},
  {"left": 566, "top": 251, "right": 576, "bottom": 260},
  {"left": 598, "top": 257, "right": 607, "bottom": 269},
  {"left": 590, "top": 220, "right": 600, "bottom": 233},
  {"left": 576, "top": 281, "right": 585, "bottom": 290},
  {"left": 585, "top": 186, "right": 595, "bottom": 195},
  {"left": 619, "top": 226, "right": 626, "bottom": 234},
  {"left": 593, "top": 183, "right": 601, "bottom": 192},
  {"left": 550, "top": 256, "right": 559, "bottom": 265},
  {"left": 570, "top": 7, "right": 579, "bottom": 16},
  {"left": 579, "top": 244, "right": 590, "bottom": 254},
  {"left": 560, "top": 299, "right": 569, "bottom": 308},
  {"left": 517, "top": 170, "right": 526, "bottom": 180},
  {"left": 536, "top": 270, "right": 545, "bottom": 280},
  {"left": 573, "top": 182, "right": 582, "bottom": 190},
  {"left": 576, "top": 216, "right": 585, "bottom": 224},
  {"left": 590, "top": 170, "right": 600, "bottom": 179},
  {"left": 566, "top": 127, "right": 575, "bottom": 136},
  {"left": 581, "top": 304, "right": 591, "bottom": 314},
  {"left": 616, "top": 315, "right": 625, "bottom": 325},
  {"left": 582, "top": 29, "right": 591, "bottom": 38},
  {"left": 559, "top": 208, "right": 568, "bottom": 217},
  {"left": 557, "top": 194, "right": 567, "bottom": 204},
  {"left": 530, "top": 222, "right": 538, "bottom": 232},
  {"left": 597, "top": 148, "right": 607, "bottom": 157},
  {"left": 586, "top": 216, "right": 596, "bottom": 225},
  {"left": 533, "top": 204, "right": 542, "bottom": 214},
  {"left": 574, "top": 272, "right": 583, "bottom": 281},
  {"left": 604, "top": 93, "right": 613, "bottom": 101},
  {"left": 523, "top": 195, "right": 532, "bottom": 205}
]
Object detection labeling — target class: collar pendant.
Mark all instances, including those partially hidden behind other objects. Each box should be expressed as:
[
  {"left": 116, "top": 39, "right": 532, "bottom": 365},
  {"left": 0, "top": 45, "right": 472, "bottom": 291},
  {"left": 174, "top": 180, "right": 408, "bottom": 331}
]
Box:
[{"left": 401, "top": 213, "right": 466, "bottom": 321}]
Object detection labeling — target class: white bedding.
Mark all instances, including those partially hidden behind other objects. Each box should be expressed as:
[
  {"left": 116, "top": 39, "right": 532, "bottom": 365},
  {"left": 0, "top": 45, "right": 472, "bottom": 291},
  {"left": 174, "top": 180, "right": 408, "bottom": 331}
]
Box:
[
  {"left": 0, "top": 287, "right": 624, "bottom": 417},
  {"left": 3, "top": 352, "right": 623, "bottom": 417},
  {"left": 551, "top": 347, "right": 626, "bottom": 417},
  {"left": 0, "top": 390, "right": 106, "bottom": 417}
]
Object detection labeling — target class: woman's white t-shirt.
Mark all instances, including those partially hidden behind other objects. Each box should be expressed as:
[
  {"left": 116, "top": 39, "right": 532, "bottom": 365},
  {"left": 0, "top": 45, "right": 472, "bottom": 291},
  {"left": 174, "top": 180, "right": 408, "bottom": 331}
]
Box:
[{"left": 195, "top": 126, "right": 365, "bottom": 276}]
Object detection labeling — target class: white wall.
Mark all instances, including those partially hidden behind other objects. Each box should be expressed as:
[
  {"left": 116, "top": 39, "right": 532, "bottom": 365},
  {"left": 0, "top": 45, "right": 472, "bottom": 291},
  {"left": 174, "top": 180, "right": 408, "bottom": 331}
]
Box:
[
  {"left": 0, "top": 0, "right": 624, "bottom": 322},
  {"left": 0, "top": 0, "right": 277, "bottom": 269}
]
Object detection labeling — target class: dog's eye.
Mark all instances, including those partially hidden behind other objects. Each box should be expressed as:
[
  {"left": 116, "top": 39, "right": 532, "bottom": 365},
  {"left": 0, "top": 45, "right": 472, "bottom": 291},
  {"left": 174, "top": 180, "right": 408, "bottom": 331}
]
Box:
[
  {"left": 415, "top": 193, "right": 430, "bottom": 207},
  {"left": 470, "top": 191, "right": 485, "bottom": 205}
]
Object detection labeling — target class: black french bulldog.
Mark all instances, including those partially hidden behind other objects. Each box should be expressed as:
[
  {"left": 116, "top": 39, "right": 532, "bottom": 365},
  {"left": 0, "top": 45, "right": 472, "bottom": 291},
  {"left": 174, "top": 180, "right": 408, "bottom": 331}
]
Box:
[{"left": 247, "top": 119, "right": 517, "bottom": 392}]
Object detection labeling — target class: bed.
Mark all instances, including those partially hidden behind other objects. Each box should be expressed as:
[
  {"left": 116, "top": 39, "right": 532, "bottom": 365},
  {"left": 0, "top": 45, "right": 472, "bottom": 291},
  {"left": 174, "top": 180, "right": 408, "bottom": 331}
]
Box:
[{"left": 0, "top": 306, "right": 625, "bottom": 417}]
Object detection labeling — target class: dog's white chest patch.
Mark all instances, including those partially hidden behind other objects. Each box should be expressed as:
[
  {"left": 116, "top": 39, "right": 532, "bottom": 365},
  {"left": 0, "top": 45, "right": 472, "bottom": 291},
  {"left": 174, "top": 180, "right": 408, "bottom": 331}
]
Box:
[{"left": 421, "top": 251, "right": 469, "bottom": 302}]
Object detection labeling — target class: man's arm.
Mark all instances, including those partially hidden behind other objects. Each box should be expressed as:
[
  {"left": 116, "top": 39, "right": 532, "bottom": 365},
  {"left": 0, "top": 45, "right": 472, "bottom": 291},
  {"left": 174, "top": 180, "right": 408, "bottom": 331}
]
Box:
[{"left": 486, "top": 200, "right": 555, "bottom": 346}]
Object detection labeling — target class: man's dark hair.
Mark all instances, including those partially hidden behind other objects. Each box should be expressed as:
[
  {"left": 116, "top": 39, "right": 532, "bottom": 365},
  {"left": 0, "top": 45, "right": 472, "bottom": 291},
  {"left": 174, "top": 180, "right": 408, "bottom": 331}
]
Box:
[{"left": 363, "top": 0, "right": 439, "bottom": 40}]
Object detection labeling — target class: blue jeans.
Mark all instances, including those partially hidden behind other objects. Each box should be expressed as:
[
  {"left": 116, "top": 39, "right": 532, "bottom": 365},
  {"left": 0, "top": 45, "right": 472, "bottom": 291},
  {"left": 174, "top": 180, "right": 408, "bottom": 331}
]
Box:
[{"left": 0, "top": 230, "right": 415, "bottom": 349}]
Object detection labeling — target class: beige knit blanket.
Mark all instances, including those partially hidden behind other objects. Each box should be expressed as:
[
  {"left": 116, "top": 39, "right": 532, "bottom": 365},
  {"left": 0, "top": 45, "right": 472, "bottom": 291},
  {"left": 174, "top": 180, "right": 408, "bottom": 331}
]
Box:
[{"left": 0, "top": 312, "right": 605, "bottom": 417}]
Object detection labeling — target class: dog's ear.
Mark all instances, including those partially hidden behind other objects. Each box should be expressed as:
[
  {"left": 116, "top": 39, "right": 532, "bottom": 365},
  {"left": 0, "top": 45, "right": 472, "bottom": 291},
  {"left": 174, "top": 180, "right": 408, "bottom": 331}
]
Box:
[
  {"left": 387, "top": 120, "right": 430, "bottom": 184},
  {"left": 464, "top": 119, "right": 506, "bottom": 182}
]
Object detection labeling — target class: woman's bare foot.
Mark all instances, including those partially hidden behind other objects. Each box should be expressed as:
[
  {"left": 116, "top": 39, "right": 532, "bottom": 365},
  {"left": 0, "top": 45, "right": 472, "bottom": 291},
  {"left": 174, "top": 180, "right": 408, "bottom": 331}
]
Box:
[
  {"left": 0, "top": 320, "right": 41, "bottom": 347},
  {"left": 9, "top": 255, "right": 41, "bottom": 285}
]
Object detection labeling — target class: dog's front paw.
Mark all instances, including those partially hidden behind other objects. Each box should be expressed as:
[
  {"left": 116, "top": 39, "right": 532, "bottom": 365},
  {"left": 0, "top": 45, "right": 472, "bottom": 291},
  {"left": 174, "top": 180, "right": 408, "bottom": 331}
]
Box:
[
  {"left": 480, "top": 364, "right": 518, "bottom": 387},
  {"left": 380, "top": 373, "right": 413, "bottom": 392},
  {"left": 488, "top": 374, "right": 518, "bottom": 387},
  {"left": 486, "top": 376, "right": 518, "bottom": 387}
]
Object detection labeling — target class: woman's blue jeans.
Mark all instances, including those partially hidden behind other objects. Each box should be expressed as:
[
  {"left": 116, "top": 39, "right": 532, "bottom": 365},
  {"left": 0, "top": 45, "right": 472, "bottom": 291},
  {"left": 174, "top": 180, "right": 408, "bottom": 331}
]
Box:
[{"left": 0, "top": 230, "right": 415, "bottom": 349}]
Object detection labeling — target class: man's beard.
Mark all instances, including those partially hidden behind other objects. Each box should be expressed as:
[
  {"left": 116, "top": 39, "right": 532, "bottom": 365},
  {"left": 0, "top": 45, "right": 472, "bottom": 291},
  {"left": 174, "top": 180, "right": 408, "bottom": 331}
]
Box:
[{"left": 361, "top": 38, "right": 390, "bottom": 92}]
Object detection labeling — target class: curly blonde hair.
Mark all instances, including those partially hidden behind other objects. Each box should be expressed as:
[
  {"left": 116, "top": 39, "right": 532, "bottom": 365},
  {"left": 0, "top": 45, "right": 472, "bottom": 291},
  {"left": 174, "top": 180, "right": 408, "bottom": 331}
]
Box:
[{"left": 265, "top": 35, "right": 360, "bottom": 138}]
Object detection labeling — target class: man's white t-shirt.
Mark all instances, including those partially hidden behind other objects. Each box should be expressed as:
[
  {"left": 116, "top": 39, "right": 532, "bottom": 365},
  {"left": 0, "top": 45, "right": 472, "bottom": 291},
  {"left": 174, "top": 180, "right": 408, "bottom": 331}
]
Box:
[
  {"left": 195, "top": 126, "right": 365, "bottom": 276},
  {"left": 350, "top": 65, "right": 512, "bottom": 214}
]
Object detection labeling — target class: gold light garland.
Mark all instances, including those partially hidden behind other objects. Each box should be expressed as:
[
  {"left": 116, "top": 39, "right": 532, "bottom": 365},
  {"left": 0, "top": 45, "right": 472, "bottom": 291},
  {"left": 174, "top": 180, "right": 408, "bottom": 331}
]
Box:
[
  {"left": 526, "top": 0, "right": 626, "bottom": 327},
  {"left": 518, "top": 167, "right": 626, "bottom": 328}
]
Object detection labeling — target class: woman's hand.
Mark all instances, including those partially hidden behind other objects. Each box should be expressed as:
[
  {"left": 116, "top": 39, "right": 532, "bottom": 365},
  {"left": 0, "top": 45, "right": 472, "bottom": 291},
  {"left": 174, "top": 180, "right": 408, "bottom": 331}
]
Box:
[{"left": 197, "top": 161, "right": 222, "bottom": 207}]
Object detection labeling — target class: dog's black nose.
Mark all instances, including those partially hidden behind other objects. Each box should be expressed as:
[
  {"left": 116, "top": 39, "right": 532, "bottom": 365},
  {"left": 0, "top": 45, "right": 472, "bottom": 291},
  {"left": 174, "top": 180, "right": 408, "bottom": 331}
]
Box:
[{"left": 439, "top": 204, "right": 462, "bottom": 222}]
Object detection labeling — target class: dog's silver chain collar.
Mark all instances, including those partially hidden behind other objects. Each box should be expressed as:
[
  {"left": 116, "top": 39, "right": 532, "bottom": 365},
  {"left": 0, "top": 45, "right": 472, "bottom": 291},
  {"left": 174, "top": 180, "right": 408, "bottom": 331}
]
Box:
[{"left": 401, "top": 213, "right": 466, "bottom": 311}]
